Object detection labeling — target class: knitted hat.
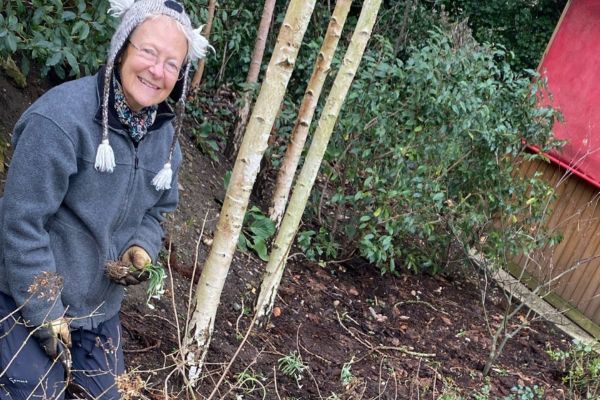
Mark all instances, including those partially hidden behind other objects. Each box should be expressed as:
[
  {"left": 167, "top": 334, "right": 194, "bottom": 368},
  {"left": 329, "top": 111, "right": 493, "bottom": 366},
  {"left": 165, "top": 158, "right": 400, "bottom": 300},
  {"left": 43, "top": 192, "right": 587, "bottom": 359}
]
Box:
[{"left": 96, "top": 0, "right": 210, "bottom": 190}]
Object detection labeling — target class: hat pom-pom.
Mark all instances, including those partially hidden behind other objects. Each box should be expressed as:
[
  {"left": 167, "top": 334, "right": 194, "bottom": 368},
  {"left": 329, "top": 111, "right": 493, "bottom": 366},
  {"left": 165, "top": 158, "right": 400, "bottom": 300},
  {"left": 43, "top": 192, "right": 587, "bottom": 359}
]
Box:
[
  {"left": 189, "top": 28, "right": 212, "bottom": 60},
  {"left": 108, "top": 0, "right": 135, "bottom": 17},
  {"left": 95, "top": 139, "right": 116, "bottom": 173},
  {"left": 152, "top": 162, "right": 172, "bottom": 190}
]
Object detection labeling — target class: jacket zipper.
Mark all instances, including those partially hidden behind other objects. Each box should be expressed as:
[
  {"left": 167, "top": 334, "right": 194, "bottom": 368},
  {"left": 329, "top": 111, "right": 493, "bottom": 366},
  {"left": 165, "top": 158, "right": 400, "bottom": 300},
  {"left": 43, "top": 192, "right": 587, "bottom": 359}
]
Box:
[{"left": 111, "top": 139, "right": 139, "bottom": 236}]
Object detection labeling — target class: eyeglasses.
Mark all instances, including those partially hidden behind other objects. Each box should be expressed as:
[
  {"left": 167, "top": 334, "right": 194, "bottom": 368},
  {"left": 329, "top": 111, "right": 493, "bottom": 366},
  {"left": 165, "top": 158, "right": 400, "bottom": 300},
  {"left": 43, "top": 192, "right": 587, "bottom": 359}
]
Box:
[{"left": 128, "top": 40, "right": 182, "bottom": 77}]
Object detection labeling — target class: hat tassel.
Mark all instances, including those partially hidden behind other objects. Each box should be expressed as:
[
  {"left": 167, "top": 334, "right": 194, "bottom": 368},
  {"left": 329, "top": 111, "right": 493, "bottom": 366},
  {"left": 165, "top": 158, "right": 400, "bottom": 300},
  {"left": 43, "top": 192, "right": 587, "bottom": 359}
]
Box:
[
  {"left": 152, "top": 162, "right": 172, "bottom": 190},
  {"left": 95, "top": 139, "right": 116, "bottom": 172}
]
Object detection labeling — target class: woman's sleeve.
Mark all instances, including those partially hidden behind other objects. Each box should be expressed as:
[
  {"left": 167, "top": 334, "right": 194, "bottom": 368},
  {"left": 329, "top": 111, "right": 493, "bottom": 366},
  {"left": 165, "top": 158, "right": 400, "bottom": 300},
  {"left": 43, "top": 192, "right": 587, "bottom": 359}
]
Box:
[{"left": 2, "top": 113, "right": 77, "bottom": 326}]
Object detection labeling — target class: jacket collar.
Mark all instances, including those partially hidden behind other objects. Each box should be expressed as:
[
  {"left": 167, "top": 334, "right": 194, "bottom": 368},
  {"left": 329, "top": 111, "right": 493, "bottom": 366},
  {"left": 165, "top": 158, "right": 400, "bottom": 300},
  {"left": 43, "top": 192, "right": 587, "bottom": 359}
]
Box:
[{"left": 93, "top": 65, "right": 175, "bottom": 133}]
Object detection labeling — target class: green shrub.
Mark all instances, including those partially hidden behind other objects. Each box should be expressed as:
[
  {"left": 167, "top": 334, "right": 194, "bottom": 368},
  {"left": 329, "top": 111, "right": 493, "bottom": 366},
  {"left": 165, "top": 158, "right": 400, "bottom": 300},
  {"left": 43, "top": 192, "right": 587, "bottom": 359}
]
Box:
[
  {"left": 297, "top": 227, "right": 339, "bottom": 262},
  {"left": 324, "top": 25, "right": 561, "bottom": 274},
  {"left": 0, "top": 0, "right": 258, "bottom": 82},
  {"left": 1, "top": 0, "right": 118, "bottom": 79}
]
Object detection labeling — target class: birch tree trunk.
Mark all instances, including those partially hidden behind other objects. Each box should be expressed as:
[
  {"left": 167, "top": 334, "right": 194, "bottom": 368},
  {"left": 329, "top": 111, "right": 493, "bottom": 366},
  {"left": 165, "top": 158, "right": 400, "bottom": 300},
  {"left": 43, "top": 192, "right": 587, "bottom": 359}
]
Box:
[
  {"left": 190, "top": 0, "right": 216, "bottom": 88},
  {"left": 269, "top": 0, "right": 353, "bottom": 226},
  {"left": 225, "top": 0, "right": 277, "bottom": 159},
  {"left": 185, "top": 0, "right": 316, "bottom": 384},
  {"left": 256, "top": 0, "right": 383, "bottom": 323}
]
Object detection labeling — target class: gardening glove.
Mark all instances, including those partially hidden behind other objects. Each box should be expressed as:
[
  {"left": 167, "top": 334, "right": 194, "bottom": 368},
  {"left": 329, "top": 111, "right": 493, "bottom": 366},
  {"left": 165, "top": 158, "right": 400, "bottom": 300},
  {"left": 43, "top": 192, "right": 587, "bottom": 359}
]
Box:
[
  {"left": 32, "top": 318, "right": 72, "bottom": 374},
  {"left": 117, "top": 245, "right": 152, "bottom": 286}
]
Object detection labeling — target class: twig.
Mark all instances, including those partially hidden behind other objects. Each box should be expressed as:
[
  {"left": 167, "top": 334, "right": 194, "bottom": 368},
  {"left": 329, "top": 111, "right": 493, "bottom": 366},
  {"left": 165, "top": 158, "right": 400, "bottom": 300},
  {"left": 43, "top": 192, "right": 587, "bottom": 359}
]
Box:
[
  {"left": 273, "top": 365, "right": 282, "bottom": 400},
  {"left": 306, "top": 366, "right": 323, "bottom": 400},
  {"left": 392, "top": 363, "right": 398, "bottom": 400},
  {"left": 142, "top": 313, "right": 178, "bottom": 330},
  {"left": 336, "top": 310, "right": 436, "bottom": 359},
  {"left": 123, "top": 340, "right": 161, "bottom": 354},
  {"left": 185, "top": 211, "right": 211, "bottom": 336},
  {"left": 235, "top": 296, "right": 247, "bottom": 338},
  {"left": 393, "top": 300, "right": 450, "bottom": 316},
  {"left": 378, "top": 355, "right": 386, "bottom": 399},
  {"left": 296, "top": 324, "right": 323, "bottom": 400},
  {"left": 218, "top": 356, "right": 265, "bottom": 400},
  {"left": 206, "top": 302, "right": 262, "bottom": 399},
  {"left": 378, "top": 346, "right": 432, "bottom": 358},
  {"left": 299, "top": 342, "right": 333, "bottom": 365}
]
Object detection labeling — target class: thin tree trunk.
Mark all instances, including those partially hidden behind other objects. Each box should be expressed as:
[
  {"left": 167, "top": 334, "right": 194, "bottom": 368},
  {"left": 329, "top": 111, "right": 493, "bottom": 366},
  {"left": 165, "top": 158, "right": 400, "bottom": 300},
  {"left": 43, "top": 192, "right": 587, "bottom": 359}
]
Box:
[
  {"left": 191, "top": 0, "right": 216, "bottom": 88},
  {"left": 256, "top": 0, "right": 383, "bottom": 324},
  {"left": 225, "top": 0, "right": 277, "bottom": 159},
  {"left": 394, "top": 0, "right": 415, "bottom": 56},
  {"left": 185, "top": 0, "right": 316, "bottom": 384},
  {"left": 269, "top": 0, "right": 353, "bottom": 226}
]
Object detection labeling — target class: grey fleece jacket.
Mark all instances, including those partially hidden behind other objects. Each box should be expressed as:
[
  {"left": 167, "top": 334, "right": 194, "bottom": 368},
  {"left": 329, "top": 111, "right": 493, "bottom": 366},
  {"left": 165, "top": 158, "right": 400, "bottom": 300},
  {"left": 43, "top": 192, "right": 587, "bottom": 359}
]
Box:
[{"left": 0, "top": 70, "right": 182, "bottom": 329}]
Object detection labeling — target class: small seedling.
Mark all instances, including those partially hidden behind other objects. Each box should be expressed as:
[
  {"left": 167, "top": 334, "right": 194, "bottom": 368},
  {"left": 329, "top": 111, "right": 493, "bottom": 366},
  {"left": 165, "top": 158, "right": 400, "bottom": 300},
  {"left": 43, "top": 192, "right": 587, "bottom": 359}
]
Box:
[
  {"left": 341, "top": 357, "right": 355, "bottom": 386},
  {"left": 145, "top": 263, "right": 167, "bottom": 309},
  {"left": 106, "top": 261, "right": 166, "bottom": 309},
  {"left": 503, "top": 385, "right": 544, "bottom": 400},
  {"left": 278, "top": 351, "right": 307, "bottom": 383},
  {"left": 235, "top": 368, "right": 266, "bottom": 398}
]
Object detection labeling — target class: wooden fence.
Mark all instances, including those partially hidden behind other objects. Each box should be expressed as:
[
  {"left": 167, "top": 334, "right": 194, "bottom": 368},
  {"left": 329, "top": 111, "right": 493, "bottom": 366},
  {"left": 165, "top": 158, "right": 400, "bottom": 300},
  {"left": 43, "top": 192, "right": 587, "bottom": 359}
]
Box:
[{"left": 514, "top": 158, "right": 600, "bottom": 331}]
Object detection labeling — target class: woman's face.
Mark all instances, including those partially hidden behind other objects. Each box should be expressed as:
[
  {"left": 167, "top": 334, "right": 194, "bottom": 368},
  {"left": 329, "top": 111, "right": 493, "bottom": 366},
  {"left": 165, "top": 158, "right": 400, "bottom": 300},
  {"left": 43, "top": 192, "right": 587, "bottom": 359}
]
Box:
[{"left": 119, "top": 15, "right": 188, "bottom": 111}]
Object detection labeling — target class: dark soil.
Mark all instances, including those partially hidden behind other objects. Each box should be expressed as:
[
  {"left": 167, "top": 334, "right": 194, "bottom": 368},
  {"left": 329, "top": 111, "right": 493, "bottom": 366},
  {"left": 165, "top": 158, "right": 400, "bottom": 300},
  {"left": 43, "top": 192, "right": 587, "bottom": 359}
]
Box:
[{"left": 0, "top": 72, "right": 576, "bottom": 400}]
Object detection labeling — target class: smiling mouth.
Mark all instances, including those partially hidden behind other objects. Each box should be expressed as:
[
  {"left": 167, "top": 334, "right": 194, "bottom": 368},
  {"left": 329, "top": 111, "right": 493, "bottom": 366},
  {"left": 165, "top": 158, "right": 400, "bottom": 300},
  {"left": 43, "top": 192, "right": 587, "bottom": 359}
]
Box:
[{"left": 138, "top": 76, "right": 160, "bottom": 90}]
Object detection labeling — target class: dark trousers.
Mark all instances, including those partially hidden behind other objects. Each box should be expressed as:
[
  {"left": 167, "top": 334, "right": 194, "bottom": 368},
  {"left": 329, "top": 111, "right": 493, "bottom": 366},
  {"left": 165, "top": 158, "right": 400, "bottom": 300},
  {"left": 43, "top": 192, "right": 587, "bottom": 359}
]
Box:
[{"left": 0, "top": 292, "right": 124, "bottom": 399}]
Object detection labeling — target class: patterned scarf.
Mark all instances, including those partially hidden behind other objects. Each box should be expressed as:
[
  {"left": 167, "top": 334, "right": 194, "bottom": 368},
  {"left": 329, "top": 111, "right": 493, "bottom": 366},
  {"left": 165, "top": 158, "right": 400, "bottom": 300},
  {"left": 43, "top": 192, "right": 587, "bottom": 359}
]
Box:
[{"left": 112, "top": 74, "right": 158, "bottom": 143}]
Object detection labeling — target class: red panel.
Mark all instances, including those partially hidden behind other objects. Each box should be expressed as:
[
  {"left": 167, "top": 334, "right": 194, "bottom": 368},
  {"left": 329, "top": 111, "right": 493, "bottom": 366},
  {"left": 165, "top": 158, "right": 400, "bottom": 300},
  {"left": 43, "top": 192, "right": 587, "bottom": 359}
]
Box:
[{"left": 538, "top": 0, "right": 600, "bottom": 188}]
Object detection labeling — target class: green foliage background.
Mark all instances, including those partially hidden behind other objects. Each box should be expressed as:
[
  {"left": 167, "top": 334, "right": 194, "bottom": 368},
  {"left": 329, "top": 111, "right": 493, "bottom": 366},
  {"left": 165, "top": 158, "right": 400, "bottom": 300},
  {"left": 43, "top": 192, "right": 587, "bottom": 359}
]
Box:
[
  {"left": 1, "top": 0, "right": 567, "bottom": 274},
  {"left": 439, "top": 0, "right": 567, "bottom": 71}
]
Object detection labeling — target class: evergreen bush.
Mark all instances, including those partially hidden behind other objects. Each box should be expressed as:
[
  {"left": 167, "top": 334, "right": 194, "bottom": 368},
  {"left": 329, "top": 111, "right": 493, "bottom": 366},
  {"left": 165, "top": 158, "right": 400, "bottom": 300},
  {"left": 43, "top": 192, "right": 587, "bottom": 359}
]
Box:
[{"left": 324, "top": 25, "right": 562, "bottom": 273}]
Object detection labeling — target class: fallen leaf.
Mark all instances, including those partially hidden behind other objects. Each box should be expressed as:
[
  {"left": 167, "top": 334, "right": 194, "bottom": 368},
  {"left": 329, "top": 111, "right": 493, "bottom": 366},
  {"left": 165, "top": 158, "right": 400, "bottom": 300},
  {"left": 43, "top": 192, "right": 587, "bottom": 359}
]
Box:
[{"left": 441, "top": 316, "right": 453, "bottom": 326}]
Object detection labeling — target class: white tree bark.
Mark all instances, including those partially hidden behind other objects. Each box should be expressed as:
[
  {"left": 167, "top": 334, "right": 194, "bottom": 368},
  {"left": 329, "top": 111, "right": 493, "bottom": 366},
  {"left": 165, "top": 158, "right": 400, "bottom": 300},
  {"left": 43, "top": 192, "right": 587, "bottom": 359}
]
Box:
[
  {"left": 256, "top": 0, "right": 383, "bottom": 323},
  {"left": 185, "top": 0, "right": 317, "bottom": 384},
  {"left": 269, "top": 0, "right": 353, "bottom": 226}
]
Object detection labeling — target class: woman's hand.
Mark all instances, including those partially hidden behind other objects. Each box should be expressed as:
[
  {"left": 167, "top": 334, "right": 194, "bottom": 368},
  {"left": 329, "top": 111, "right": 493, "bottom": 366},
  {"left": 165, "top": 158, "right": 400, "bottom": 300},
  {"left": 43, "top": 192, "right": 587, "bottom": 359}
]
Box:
[
  {"left": 121, "top": 245, "right": 152, "bottom": 268},
  {"left": 114, "top": 245, "right": 152, "bottom": 285},
  {"left": 32, "top": 317, "right": 72, "bottom": 373}
]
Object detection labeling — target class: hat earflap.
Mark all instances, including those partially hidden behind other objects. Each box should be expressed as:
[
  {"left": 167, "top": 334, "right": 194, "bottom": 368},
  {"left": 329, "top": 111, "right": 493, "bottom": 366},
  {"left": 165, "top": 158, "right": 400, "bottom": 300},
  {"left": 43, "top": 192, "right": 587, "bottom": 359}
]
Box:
[
  {"left": 95, "top": 63, "right": 116, "bottom": 173},
  {"left": 108, "top": 0, "right": 135, "bottom": 18},
  {"left": 151, "top": 61, "right": 192, "bottom": 190}
]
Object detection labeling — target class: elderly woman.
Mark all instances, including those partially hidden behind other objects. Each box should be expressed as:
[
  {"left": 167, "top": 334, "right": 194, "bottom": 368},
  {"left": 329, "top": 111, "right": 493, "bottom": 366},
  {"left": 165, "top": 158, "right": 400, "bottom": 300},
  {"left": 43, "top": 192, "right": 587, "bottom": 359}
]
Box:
[{"left": 0, "top": 1, "right": 208, "bottom": 398}]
